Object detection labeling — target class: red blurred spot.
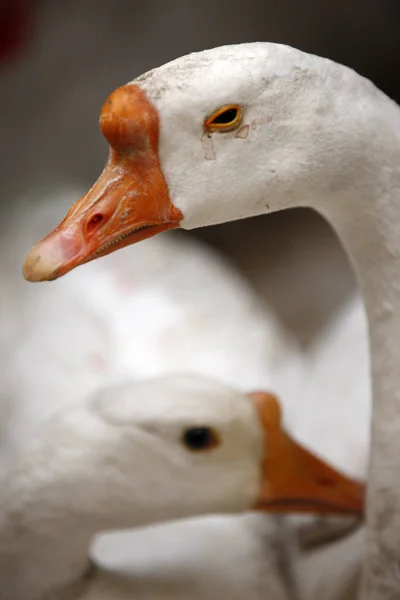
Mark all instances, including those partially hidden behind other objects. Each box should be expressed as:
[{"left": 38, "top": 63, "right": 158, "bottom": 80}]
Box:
[{"left": 0, "top": 0, "right": 37, "bottom": 64}]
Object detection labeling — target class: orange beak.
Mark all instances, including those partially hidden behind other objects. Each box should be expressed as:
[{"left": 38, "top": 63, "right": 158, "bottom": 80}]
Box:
[
  {"left": 250, "top": 392, "right": 365, "bottom": 516},
  {"left": 23, "top": 85, "right": 182, "bottom": 282}
]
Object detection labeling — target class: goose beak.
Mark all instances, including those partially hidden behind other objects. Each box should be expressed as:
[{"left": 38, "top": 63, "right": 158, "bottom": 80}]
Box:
[
  {"left": 250, "top": 392, "right": 365, "bottom": 516},
  {"left": 23, "top": 85, "right": 182, "bottom": 282}
]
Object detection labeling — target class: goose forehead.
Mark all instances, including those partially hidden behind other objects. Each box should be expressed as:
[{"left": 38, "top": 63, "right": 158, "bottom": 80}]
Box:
[
  {"left": 134, "top": 43, "right": 314, "bottom": 111},
  {"left": 92, "top": 376, "right": 259, "bottom": 429}
]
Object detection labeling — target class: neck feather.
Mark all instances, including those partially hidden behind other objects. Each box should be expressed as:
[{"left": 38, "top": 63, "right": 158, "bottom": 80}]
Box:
[
  {"left": 0, "top": 408, "right": 141, "bottom": 600},
  {"left": 307, "top": 87, "right": 400, "bottom": 594}
]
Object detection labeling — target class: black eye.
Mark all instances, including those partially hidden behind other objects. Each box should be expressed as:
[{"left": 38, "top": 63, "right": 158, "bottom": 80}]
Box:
[
  {"left": 204, "top": 104, "right": 242, "bottom": 131},
  {"left": 212, "top": 108, "right": 238, "bottom": 124},
  {"left": 182, "top": 427, "right": 219, "bottom": 451}
]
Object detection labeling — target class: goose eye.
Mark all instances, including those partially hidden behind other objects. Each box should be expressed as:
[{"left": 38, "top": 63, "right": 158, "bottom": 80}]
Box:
[
  {"left": 204, "top": 105, "right": 242, "bottom": 132},
  {"left": 182, "top": 427, "right": 220, "bottom": 451}
]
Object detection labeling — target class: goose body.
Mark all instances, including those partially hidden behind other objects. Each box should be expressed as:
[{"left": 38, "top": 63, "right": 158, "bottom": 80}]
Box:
[
  {"left": 24, "top": 42, "right": 400, "bottom": 596},
  {"left": 0, "top": 375, "right": 364, "bottom": 600},
  {"left": 74, "top": 516, "right": 296, "bottom": 600}
]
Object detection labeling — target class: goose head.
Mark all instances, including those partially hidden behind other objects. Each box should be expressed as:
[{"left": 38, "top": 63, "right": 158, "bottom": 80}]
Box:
[
  {"left": 15, "top": 375, "right": 363, "bottom": 523},
  {"left": 0, "top": 376, "right": 364, "bottom": 600},
  {"left": 23, "top": 42, "right": 385, "bottom": 282}
]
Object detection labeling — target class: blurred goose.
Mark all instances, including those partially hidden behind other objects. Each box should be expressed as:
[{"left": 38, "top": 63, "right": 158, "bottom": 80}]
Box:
[
  {"left": 24, "top": 42, "right": 400, "bottom": 590},
  {"left": 0, "top": 190, "right": 309, "bottom": 599},
  {"left": 3, "top": 191, "right": 369, "bottom": 599},
  {"left": 5, "top": 191, "right": 369, "bottom": 598},
  {"left": 1, "top": 189, "right": 304, "bottom": 463},
  {"left": 0, "top": 375, "right": 364, "bottom": 600}
]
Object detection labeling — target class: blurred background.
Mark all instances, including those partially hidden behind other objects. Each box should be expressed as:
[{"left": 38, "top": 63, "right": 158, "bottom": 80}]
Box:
[{"left": 1, "top": 0, "right": 399, "bottom": 341}]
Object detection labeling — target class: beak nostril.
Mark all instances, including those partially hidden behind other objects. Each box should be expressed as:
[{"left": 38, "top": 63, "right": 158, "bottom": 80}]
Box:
[
  {"left": 87, "top": 213, "right": 105, "bottom": 234},
  {"left": 317, "top": 477, "right": 336, "bottom": 489}
]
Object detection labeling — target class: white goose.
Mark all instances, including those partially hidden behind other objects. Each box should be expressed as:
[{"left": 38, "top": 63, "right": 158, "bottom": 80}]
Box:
[
  {"left": 23, "top": 43, "right": 399, "bottom": 596},
  {"left": 0, "top": 375, "right": 364, "bottom": 600}
]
